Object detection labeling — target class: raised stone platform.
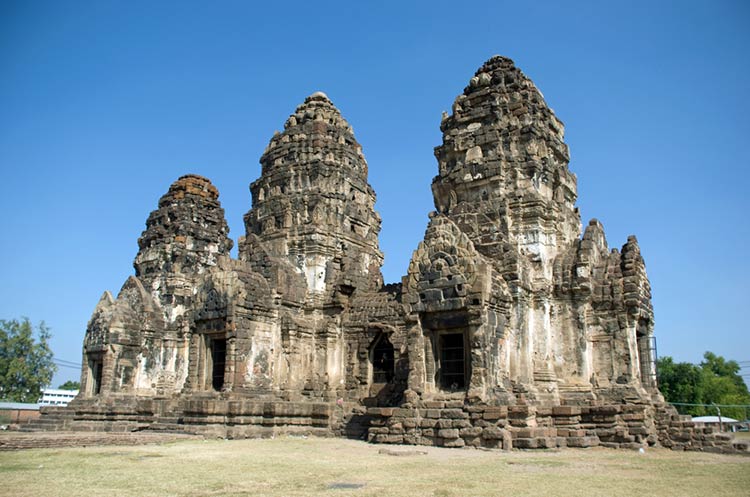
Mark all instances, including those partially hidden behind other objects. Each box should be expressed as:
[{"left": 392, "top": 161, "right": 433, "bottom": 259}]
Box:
[
  {"left": 20, "top": 397, "right": 343, "bottom": 440},
  {"left": 0, "top": 431, "right": 198, "bottom": 451},
  {"left": 364, "top": 401, "right": 749, "bottom": 453},
  {"left": 19, "top": 397, "right": 750, "bottom": 454}
]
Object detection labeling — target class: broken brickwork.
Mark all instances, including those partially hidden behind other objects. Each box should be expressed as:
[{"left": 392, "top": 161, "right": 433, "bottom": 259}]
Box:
[{"left": 31, "top": 56, "right": 745, "bottom": 453}]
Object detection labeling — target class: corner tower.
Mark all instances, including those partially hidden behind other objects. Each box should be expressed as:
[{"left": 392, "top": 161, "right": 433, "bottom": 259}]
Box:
[
  {"left": 134, "top": 174, "right": 234, "bottom": 329},
  {"left": 242, "top": 92, "right": 384, "bottom": 300},
  {"left": 404, "top": 56, "right": 657, "bottom": 406}
]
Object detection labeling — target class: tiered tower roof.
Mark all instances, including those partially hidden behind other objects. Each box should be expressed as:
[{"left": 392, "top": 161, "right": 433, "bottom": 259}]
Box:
[{"left": 243, "top": 92, "right": 384, "bottom": 296}]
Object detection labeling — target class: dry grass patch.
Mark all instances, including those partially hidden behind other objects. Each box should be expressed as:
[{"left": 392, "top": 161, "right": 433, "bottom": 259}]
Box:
[{"left": 1, "top": 437, "right": 748, "bottom": 497}]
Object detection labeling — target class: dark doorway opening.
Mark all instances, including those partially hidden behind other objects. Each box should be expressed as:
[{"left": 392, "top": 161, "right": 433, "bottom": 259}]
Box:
[
  {"left": 91, "top": 360, "right": 103, "bottom": 395},
  {"left": 211, "top": 338, "right": 227, "bottom": 391},
  {"left": 439, "top": 333, "right": 465, "bottom": 391},
  {"left": 371, "top": 334, "right": 395, "bottom": 384}
]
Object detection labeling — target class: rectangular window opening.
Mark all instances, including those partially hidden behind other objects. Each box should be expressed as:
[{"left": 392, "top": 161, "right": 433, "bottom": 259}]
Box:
[
  {"left": 439, "top": 333, "right": 466, "bottom": 391},
  {"left": 210, "top": 338, "right": 227, "bottom": 392},
  {"left": 90, "top": 359, "right": 103, "bottom": 395}
]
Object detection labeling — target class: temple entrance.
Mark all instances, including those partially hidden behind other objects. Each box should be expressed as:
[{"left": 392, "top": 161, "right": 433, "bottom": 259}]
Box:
[
  {"left": 90, "top": 358, "right": 103, "bottom": 395},
  {"left": 438, "top": 332, "right": 466, "bottom": 391},
  {"left": 370, "top": 334, "right": 395, "bottom": 384},
  {"left": 366, "top": 332, "right": 397, "bottom": 406},
  {"left": 210, "top": 337, "right": 227, "bottom": 391}
]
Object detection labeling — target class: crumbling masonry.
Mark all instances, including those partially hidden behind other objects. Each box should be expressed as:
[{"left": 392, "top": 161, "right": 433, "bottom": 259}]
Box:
[{"left": 32, "top": 56, "right": 744, "bottom": 452}]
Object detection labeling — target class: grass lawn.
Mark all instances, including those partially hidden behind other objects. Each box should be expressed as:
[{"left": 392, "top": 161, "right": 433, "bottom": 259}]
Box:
[{"left": 1, "top": 437, "right": 748, "bottom": 497}]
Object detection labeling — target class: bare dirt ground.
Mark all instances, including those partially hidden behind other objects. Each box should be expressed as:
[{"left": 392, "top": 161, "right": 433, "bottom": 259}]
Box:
[{"left": 1, "top": 435, "right": 748, "bottom": 497}]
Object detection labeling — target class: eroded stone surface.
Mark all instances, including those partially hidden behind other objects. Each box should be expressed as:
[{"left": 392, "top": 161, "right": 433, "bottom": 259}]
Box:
[{"left": 35, "top": 57, "right": 741, "bottom": 453}]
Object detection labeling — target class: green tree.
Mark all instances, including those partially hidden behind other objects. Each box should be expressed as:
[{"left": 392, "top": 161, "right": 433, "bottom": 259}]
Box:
[
  {"left": 701, "top": 352, "right": 747, "bottom": 392},
  {"left": 697, "top": 352, "right": 750, "bottom": 419},
  {"left": 58, "top": 380, "right": 80, "bottom": 390},
  {"left": 657, "top": 351, "right": 750, "bottom": 420},
  {"left": 656, "top": 356, "right": 703, "bottom": 414},
  {"left": 0, "top": 318, "right": 57, "bottom": 402}
]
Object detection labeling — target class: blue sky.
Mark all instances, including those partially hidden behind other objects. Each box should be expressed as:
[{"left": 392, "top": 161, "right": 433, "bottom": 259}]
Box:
[{"left": 1, "top": 1, "right": 748, "bottom": 387}]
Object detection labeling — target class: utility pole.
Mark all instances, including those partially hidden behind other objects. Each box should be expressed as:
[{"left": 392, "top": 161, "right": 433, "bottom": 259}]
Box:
[{"left": 713, "top": 403, "right": 723, "bottom": 432}]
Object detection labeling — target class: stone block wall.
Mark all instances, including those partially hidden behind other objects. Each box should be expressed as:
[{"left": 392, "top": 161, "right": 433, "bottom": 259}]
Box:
[{"left": 364, "top": 401, "right": 748, "bottom": 453}]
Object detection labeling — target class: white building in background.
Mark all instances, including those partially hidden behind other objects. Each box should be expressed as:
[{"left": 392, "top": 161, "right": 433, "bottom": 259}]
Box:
[
  {"left": 691, "top": 415, "right": 741, "bottom": 432},
  {"left": 38, "top": 389, "right": 78, "bottom": 406}
]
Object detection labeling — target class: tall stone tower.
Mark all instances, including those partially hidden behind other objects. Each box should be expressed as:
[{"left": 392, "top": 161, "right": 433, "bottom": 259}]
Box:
[
  {"left": 232, "top": 92, "right": 391, "bottom": 400},
  {"left": 82, "top": 174, "right": 234, "bottom": 397},
  {"left": 432, "top": 56, "right": 580, "bottom": 276},
  {"left": 242, "top": 92, "right": 384, "bottom": 302},
  {"left": 431, "top": 56, "right": 583, "bottom": 402},
  {"left": 135, "top": 174, "right": 234, "bottom": 327},
  {"left": 403, "top": 56, "right": 657, "bottom": 405}
]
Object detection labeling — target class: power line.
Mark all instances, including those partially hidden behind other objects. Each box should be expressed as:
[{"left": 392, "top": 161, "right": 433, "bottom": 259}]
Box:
[
  {"left": 54, "top": 357, "right": 79, "bottom": 362},
  {"left": 53, "top": 358, "right": 82, "bottom": 370},
  {"left": 55, "top": 363, "right": 81, "bottom": 370},
  {"left": 53, "top": 357, "right": 81, "bottom": 366},
  {"left": 53, "top": 359, "right": 80, "bottom": 366}
]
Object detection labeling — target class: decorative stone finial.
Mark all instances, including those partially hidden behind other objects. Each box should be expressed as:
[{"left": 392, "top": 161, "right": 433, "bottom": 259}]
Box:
[
  {"left": 163, "top": 174, "right": 220, "bottom": 203},
  {"left": 308, "top": 91, "right": 330, "bottom": 101}
]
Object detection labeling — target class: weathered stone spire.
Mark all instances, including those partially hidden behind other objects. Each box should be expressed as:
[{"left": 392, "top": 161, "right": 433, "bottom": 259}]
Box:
[
  {"left": 135, "top": 174, "right": 233, "bottom": 283},
  {"left": 242, "top": 92, "right": 384, "bottom": 296},
  {"left": 433, "top": 55, "right": 581, "bottom": 280}
]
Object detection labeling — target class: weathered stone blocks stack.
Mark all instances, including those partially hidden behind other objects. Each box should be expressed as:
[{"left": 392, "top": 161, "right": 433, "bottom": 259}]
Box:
[
  {"left": 364, "top": 403, "right": 659, "bottom": 450},
  {"left": 653, "top": 403, "right": 750, "bottom": 453}
]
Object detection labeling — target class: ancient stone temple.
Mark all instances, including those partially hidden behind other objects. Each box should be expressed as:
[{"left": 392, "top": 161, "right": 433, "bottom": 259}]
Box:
[{"left": 32, "top": 56, "right": 742, "bottom": 452}]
